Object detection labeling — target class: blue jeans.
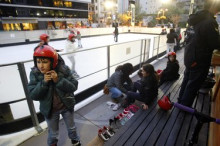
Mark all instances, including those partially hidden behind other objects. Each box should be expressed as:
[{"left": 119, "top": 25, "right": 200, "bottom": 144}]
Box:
[
  {"left": 45, "top": 108, "right": 79, "bottom": 145},
  {"left": 109, "top": 84, "right": 132, "bottom": 99},
  {"left": 178, "top": 65, "right": 209, "bottom": 107}
]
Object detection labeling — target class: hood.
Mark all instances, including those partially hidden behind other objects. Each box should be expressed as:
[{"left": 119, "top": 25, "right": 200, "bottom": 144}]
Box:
[{"left": 188, "top": 10, "right": 214, "bottom": 26}]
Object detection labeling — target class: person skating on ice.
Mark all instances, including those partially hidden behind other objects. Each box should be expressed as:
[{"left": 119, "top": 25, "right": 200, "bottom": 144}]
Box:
[
  {"left": 76, "top": 31, "right": 83, "bottom": 48},
  {"left": 65, "top": 33, "right": 80, "bottom": 79},
  {"left": 35, "top": 33, "right": 65, "bottom": 65}
]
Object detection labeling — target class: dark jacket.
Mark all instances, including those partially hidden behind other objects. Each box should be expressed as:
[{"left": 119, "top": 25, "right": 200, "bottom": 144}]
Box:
[
  {"left": 139, "top": 75, "right": 158, "bottom": 105},
  {"left": 106, "top": 70, "right": 132, "bottom": 94},
  {"left": 114, "top": 27, "right": 119, "bottom": 35},
  {"left": 167, "top": 32, "right": 178, "bottom": 43},
  {"left": 184, "top": 10, "right": 220, "bottom": 68},
  {"left": 161, "top": 60, "right": 180, "bottom": 81},
  {"left": 28, "top": 64, "right": 78, "bottom": 118}
]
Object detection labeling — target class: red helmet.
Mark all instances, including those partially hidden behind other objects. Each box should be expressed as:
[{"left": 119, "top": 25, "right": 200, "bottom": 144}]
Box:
[
  {"left": 68, "top": 33, "right": 75, "bottom": 40},
  {"left": 40, "top": 33, "right": 49, "bottom": 42},
  {"left": 34, "top": 45, "right": 58, "bottom": 69},
  {"left": 168, "top": 52, "right": 176, "bottom": 56},
  {"left": 158, "top": 94, "right": 173, "bottom": 110},
  {"left": 77, "top": 31, "right": 80, "bottom": 34}
]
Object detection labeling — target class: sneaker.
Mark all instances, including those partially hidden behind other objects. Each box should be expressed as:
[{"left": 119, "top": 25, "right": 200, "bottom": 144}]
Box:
[
  {"left": 112, "top": 103, "right": 120, "bottom": 111},
  {"left": 106, "top": 101, "right": 116, "bottom": 108},
  {"left": 71, "top": 140, "right": 81, "bottom": 146},
  {"left": 103, "top": 126, "right": 115, "bottom": 137},
  {"left": 98, "top": 129, "right": 110, "bottom": 141}
]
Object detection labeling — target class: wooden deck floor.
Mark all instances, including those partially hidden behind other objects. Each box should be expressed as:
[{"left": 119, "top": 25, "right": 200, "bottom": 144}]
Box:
[{"left": 105, "top": 50, "right": 211, "bottom": 146}]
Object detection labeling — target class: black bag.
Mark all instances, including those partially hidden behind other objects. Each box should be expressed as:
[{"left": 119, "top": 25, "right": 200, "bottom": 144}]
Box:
[{"left": 201, "top": 76, "right": 216, "bottom": 89}]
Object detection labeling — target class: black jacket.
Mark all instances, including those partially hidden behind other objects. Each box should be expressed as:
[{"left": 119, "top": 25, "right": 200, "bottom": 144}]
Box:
[
  {"left": 167, "top": 32, "right": 178, "bottom": 43},
  {"left": 184, "top": 10, "right": 220, "bottom": 68},
  {"left": 161, "top": 61, "right": 180, "bottom": 81},
  {"left": 139, "top": 75, "right": 158, "bottom": 105}
]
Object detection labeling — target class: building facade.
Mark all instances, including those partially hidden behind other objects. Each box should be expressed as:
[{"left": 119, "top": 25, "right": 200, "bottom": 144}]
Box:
[{"left": 0, "top": 0, "right": 90, "bottom": 31}]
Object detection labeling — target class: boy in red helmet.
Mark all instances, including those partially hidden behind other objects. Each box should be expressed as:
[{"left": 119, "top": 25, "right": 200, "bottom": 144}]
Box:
[
  {"left": 158, "top": 52, "right": 180, "bottom": 86},
  {"left": 28, "top": 45, "right": 81, "bottom": 146},
  {"left": 65, "top": 33, "right": 80, "bottom": 79}
]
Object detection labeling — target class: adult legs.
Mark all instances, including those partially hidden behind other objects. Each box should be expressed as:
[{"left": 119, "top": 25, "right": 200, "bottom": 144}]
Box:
[{"left": 178, "top": 65, "right": 210, "bottom": 107}]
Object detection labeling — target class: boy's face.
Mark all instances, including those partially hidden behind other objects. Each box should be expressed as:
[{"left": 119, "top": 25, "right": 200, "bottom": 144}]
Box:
[
  {"left": 169, "top": 55, "right": 175, "bottom": 62},
  {"left": 36, "top": 58, "right": 51, "bottom": 74}
]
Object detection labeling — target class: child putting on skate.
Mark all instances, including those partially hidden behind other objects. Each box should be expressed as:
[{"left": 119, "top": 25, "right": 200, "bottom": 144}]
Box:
[
  {"left": 28, "top": 45, "right": 81, "bottom": 146},
  {"left": 105, "top": 63, "right": 134, "bottom": 111},
  {"left": 125, "top": 63, "right": 159, "bottom": 110},
  {"left": 158, "top": 52, "right": 180, "bottom": 86}
]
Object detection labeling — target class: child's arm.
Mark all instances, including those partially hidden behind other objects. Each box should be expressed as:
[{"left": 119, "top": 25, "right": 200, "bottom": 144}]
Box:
[
  {"left": 55, "top": 67, "right": 78, "bottom": 93},
  {"left": 28, "top": 72, "right": 49, "bottom": 101}
]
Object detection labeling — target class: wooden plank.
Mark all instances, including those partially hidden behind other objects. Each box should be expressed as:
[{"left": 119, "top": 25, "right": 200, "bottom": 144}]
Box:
[
  {"left": 144, "top": 77, "right": 183, "bottom": 146},
  {"left": 119, "top": 74, "right": 184, "bottom": 146},
  {"left": 110, "top": 83, "right": 172, "bottom": 146},
  {"left": 131, "top": 77, "right": 183, "bottom": 146},
  {"left": 197, "top": 93, "right": 210, "bottom": 146},
  {"left": 184, "top": 93, "right": 204, "bottom": 145},
  {"left": 175, "top": 111, "right": 194, "bottom": 146},
  {"left": 106, "top": 51, "right": 186, "bottom": 146}
]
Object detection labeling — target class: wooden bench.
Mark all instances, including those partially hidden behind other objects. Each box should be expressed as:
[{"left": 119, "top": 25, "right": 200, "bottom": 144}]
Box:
[{"left": 105, "top": 64, "right": 211, "bottom": 146}]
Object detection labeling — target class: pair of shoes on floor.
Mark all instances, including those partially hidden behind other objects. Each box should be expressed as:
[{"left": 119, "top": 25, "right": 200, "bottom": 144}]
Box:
[
  {"left": 106, "top": 101, "right": 121, "bottom": 111},
  {"left": 127, "top": 104, "right": 140, "bottom": 113},
  {"left": 98, "top": 126, "right": 115, "bottom": 141},
  {"left": 71, "top": 140, "right": 81, "bottom": 146},
  {"left": 109, "top": 117, "right": 122, "bottom": 130}
]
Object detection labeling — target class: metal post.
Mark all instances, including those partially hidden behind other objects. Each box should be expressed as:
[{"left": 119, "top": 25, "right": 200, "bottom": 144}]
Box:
[
  {"left": 142, "top": 39, "right": 147, "bottom": 63},
  {"left": 157, "top": 35, "right": 160, "bottom": 59},
  {"left": 189, "top": 0, "right": 194, "bottom": 15},
  {"left": 17, "top": 63, "right": 43, "bottom": 133},
  {"left": 107, "top": 46, "right": 111, "bottom": 78},
  {"left": 139, "top": 39, "right": 143, "bottom": 68}
]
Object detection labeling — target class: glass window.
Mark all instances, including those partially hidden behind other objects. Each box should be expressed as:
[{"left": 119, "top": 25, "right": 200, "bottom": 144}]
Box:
[
  {"left": 3, "top": 23, "right": 21, "bottom": 31},
  {"left": 64, "top": 1, "right": 72, "bottom": 8},
  {"left": 0, "top": 6, "right": 16, "bottom": 17},
  {"left": 22, "top": 23, "right": 38, "bottom": 30},
  {"left": 55, "top": 21, "right": 66, "bottom": 29},
  {"left": 53, "top": 0, "right": 63, "bottom": 7},
  {"left": 1, "top": 0, "right": 12, "bottom": 3}
]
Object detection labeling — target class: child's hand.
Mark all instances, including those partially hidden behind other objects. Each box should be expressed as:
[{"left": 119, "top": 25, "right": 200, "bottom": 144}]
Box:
[
  {"left": 141, "top": 104, "right": 149, "bottom": 110},
  {"left": 49, "top": 70, "right": 59, "bottom": 83},
  {"left": 44, "top": 72, "right": 52, "bottom": 82}
]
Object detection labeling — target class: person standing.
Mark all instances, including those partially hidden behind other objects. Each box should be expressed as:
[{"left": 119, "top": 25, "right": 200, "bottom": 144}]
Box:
[
  {"left": 178, "top": 1, "right": 220, "bottom": 107},
  {"left": 28, "top": 45, "right": 81, "bottom": 146},
  {"left": 65, "top": 33, "right": 80, "bottom": 79},
  {"left": 76, "top": 31, "right": 83, "bottom": 48},
  {"left": 166, "top": 29, "right": 178, "bottom": 56},
  {"left": 114, "top": 23, "right": 119, "bottom": 42}
]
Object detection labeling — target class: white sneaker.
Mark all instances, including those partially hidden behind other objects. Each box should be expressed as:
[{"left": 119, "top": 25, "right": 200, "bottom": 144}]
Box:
[
  {"left": 106, "top": 101, "right": 116, "bottom": 108},
  {"left": 112, "top": 103, "right": 121, "bottom": 111}
]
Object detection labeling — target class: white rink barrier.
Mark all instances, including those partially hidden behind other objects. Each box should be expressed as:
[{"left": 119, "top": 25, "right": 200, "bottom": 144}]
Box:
[{"left": 0, "top": 27, "right": 183, "bottom": 45}]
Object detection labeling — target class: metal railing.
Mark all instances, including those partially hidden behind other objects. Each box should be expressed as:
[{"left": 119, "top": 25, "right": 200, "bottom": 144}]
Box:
[{"left": 0, "top": 34, "right": 169, "bottom": 134}]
